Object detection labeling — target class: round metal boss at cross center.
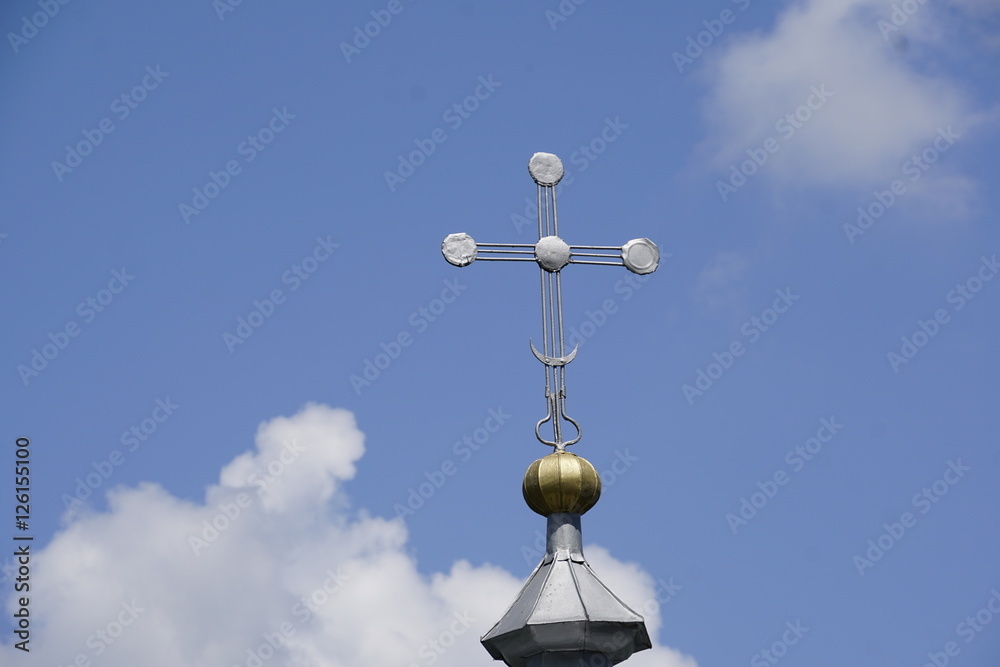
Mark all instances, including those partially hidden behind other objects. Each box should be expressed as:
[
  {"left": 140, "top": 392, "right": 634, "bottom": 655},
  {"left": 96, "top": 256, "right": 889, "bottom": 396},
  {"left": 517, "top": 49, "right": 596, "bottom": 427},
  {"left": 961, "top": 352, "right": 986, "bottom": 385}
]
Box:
[{"left": 534, "top": 236, "right": 571, "bottom": 272}]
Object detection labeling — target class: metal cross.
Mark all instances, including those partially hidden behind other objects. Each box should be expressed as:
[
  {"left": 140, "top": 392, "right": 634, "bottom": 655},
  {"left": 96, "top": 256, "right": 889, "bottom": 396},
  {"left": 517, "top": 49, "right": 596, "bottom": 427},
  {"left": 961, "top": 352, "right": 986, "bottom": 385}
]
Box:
[{"left": 441, "top": 152, "right": 660, "bottom": 452}]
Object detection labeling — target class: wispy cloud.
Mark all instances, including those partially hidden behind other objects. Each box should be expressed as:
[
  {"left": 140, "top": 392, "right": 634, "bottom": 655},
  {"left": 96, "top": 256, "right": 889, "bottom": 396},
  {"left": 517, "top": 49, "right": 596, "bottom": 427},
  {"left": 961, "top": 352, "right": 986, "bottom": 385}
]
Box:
[{"left": 695, "top": 0, "right": 996, "bottom": 207}]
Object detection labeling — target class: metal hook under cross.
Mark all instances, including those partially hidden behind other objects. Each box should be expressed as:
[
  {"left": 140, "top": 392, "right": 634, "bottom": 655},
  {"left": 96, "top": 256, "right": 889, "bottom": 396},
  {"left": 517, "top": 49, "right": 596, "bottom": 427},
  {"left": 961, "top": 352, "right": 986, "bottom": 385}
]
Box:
[{"left": 441, "top": 152, "right": 661, "bottom": 452}]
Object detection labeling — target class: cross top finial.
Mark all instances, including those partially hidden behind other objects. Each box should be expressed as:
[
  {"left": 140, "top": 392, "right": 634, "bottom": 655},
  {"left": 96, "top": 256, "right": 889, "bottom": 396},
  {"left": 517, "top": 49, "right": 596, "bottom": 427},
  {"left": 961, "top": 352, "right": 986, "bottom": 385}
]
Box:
[{"left": 442, "top": 152, "right": 660, "bottom": 452}]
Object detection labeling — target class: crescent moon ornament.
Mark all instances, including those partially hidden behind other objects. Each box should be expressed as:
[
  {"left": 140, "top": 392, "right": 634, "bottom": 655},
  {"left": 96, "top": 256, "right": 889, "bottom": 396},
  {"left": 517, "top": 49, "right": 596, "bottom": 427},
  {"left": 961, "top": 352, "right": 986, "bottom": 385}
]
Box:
[{"left": 529, "top": 339, "right": 579, "bottom": 367}]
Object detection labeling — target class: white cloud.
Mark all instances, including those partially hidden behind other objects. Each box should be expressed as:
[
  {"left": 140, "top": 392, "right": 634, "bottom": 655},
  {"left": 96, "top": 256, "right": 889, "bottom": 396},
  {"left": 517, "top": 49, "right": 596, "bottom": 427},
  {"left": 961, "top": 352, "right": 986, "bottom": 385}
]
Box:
[
  {"left": 2, "top": 404, "right": 696, "bottom": 667},
  {"left": 693, "top": 251, "right": 753, "bottom": 312},
  {"left": 216, "top": 403, "right": 364, "bottom": 514},
  {"left": 697, "top": 0, "right": 992, "bottom": 199}
]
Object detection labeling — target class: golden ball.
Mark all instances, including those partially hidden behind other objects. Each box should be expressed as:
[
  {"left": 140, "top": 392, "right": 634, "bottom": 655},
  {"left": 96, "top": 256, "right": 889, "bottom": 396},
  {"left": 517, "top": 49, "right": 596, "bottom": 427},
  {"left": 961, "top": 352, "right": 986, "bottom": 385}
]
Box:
[{"left": 522, "top": 451, "right": 602, "bottom": 516}]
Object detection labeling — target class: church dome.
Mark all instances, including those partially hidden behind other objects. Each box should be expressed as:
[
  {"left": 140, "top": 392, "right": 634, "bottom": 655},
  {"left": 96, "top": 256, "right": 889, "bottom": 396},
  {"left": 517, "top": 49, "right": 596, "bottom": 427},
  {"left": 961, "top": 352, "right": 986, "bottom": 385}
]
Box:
[{"left": 522, "top": 451, "right": 601, "bottom": 516}]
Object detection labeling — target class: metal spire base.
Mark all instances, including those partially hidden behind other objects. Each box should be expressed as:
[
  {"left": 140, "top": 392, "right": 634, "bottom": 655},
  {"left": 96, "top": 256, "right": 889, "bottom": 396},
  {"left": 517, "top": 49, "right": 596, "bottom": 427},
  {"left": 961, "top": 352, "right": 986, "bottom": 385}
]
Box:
[{"left": 481, "top": 514, "right": 652, "bottom": 666}]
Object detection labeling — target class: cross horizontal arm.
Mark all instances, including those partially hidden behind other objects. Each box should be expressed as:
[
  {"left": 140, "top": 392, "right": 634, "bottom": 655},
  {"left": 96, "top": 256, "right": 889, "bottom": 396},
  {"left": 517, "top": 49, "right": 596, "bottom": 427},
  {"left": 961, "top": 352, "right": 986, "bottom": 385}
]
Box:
[
  {"left": 442, "top": 234, "right": 662, "bottom": 275},
  {"left": 476, "top": 242, "right": 537, "bottom": 263},
  {"left": 442, "top": 234, "right": 540, "bottom": 267},
  {"left": 569, "top": 259, "right": 626, "bottom": 266}
]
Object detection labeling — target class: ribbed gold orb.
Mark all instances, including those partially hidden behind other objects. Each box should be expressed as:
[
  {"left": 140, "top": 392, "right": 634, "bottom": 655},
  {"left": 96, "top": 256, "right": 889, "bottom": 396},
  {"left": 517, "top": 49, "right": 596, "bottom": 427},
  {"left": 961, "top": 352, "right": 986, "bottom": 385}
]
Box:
[{"left": 522, "top": 451, "right": 602, "bottom": 516}]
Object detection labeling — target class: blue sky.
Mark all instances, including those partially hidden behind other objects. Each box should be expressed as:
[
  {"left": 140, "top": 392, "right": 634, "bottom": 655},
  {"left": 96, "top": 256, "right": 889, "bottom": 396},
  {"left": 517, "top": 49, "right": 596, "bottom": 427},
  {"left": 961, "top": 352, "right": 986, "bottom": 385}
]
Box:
[{"left": 2, "top": 0, "right": 1000, "bottom": 665}]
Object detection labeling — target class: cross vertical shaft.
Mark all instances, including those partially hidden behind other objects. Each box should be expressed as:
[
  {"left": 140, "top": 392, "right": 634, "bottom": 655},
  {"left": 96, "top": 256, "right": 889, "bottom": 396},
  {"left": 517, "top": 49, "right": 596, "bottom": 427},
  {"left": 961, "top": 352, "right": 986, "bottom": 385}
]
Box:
[
  {"left": 441, "top": 152, "right": 660, "bottom": 451},
  {"left": 535, "top": 174, "right": 577, "bottom": 451}
]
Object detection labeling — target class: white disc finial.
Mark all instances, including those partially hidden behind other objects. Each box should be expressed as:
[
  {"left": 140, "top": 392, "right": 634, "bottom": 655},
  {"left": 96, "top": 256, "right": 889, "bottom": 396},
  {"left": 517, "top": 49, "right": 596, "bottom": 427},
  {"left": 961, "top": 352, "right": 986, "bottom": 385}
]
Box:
[
  {"left": 442, "top": 233, "right": 477, "bottom": 267},
  {"left": 528, "top": 152, "right": 564, "bottom": 186},
  {"left": 622, "top": 238, "right": 660, "bottom": 275}
]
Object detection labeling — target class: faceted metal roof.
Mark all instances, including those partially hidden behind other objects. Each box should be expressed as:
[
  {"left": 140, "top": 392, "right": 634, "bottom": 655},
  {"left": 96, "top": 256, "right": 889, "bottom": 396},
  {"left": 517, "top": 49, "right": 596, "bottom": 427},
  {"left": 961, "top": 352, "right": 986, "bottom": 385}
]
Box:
[{"left": 481, "top": 515, "right": 651, "bottom": 666}]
